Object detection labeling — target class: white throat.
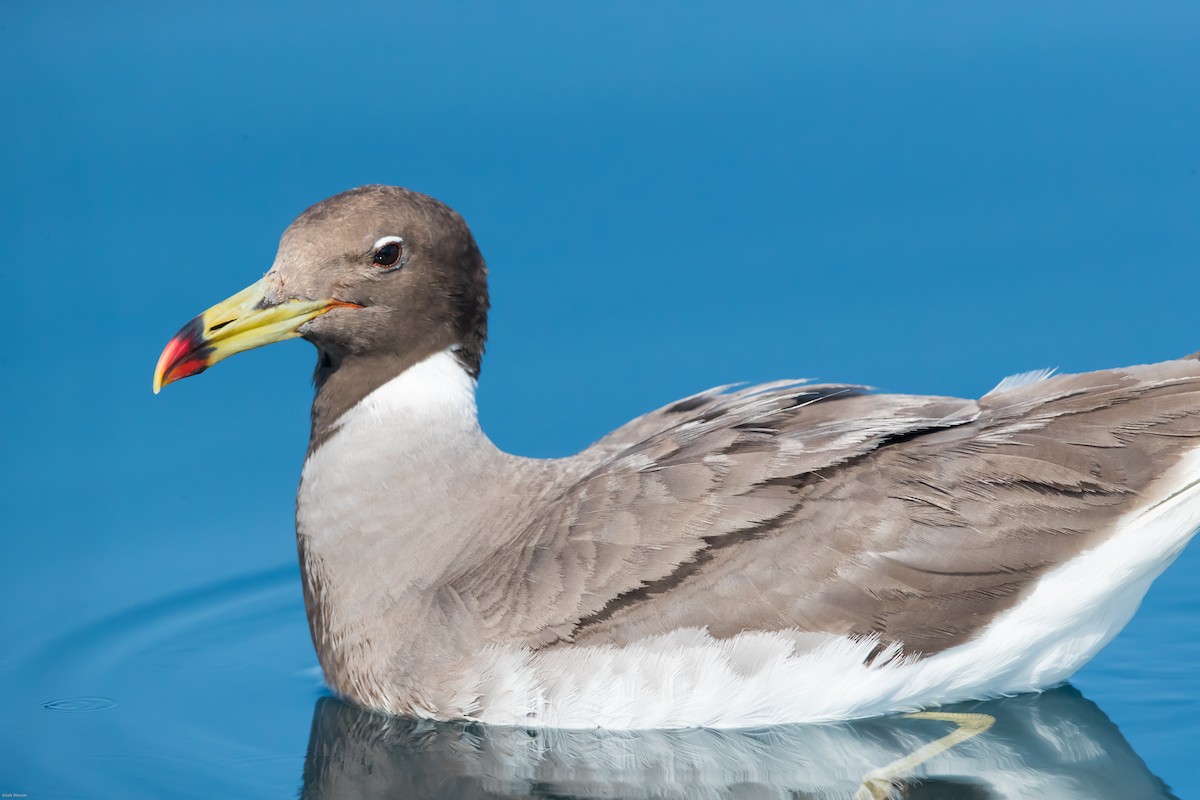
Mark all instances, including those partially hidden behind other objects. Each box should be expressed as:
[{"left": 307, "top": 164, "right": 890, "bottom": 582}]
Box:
[
  {"left": 340, "top": 348, "right": 480, "bottom": 436},
  {"left": 298, "top": 349, "right": 490, "bottom": 550}
]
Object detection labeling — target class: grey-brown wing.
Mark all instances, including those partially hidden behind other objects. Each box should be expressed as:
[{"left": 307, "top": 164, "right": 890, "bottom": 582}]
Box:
[
  {"left": 581, "top": 381, "right": 825, "bottom": 460},
  {"left": 450, "top": 381, "right": 978, "bottom": 647},
  {"left": 560, "top": 359, "right": 1200, "bottom": 655}
]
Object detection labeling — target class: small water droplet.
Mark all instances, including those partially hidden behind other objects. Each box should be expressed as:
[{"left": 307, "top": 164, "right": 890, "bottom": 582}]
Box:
[{"left": 41, "top": 696, "right": 118, "bottom": 713}]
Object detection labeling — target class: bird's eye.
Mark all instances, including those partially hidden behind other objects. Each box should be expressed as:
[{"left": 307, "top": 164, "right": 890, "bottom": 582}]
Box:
[{"left": 371, "top": 237, "right": 405, "bottom": 269}]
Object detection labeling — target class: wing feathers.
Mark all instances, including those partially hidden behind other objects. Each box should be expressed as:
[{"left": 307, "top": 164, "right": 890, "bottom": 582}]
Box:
[{"left": 453, "top": 359, "right": 1200, "bottom": 658}]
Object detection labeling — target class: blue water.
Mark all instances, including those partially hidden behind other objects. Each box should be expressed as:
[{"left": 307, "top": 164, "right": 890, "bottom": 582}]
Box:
[
  {"left": 3, "top": 2, "right": 1199, "bottom": 797},
  {"left": 2, "top": 557, "right": 1198, "bottom": 796}
]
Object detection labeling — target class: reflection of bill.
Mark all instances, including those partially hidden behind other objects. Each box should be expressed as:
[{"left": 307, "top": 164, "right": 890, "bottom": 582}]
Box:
[{"left": 299, "top": 686, "right": 1173, "bottom": 800}]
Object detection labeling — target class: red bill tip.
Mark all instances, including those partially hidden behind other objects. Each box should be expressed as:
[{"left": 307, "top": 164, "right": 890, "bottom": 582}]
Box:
[{"left": 153, "top": 316, "right": 212, "bottom": 392}]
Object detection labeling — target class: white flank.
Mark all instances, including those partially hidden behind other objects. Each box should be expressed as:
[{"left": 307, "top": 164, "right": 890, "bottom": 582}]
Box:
[{"left": 456, "top": 446, "right": 1200, "bottom": 729}]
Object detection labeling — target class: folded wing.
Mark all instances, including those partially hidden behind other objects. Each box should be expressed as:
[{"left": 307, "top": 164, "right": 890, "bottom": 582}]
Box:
[{"left": 453, "top": 359, "right": 1200, "bottom": 657}]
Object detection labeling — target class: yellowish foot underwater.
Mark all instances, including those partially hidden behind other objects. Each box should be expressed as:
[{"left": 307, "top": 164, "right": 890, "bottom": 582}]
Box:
[{"left": 853, "top": 711, "right": 997, "bottom": 800}]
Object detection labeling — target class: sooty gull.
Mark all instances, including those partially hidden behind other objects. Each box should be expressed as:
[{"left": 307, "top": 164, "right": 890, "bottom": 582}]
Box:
[{"left": 154, "top": 185, "right": 1200, "bottom": 729}]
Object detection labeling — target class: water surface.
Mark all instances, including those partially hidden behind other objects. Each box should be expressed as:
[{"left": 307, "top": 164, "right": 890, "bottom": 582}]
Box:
[
  {"left": 3, "top": 2, "right": 1199, "bottom": 796},
  {"left": 2, "top": 553, "right": 1197, "bottom": 797}
]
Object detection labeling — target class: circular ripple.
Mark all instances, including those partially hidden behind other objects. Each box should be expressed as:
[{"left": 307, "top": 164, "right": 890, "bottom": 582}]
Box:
[
  {"left": 41, "top": 695, "right": 119, "bottom": 712},
  {"left": 8, "top": 564, "right": 316, "bottom": 799}
]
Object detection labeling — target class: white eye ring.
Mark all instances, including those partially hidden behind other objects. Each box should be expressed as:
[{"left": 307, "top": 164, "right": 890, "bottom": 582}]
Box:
[
  {"left": 372, "top": 235, "right": 404, "bottom": 250},
  {"left": 371, "top": 235, "right": 406, "bottom": 270}
]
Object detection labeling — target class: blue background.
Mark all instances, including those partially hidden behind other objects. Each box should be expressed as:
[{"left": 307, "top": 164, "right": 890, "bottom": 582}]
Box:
[{"left": 2, "top": 1, "right": 1199, "bottom": 795}]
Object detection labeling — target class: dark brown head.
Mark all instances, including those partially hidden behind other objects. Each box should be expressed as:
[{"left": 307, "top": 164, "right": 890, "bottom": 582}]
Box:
[{"left": 153, "top": 185, "right": 489, "bottom": 435}]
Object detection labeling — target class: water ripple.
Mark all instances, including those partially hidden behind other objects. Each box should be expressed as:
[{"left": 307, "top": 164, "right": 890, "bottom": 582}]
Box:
[
  {"left": 40, "top": 695, "right": 119, "bottom": 712},
  {"left": 6, "top": 564, "right": 315, "bottom": 800},
  {"left": 4, "top": 561, "right": 1197, "bottom": 799}
]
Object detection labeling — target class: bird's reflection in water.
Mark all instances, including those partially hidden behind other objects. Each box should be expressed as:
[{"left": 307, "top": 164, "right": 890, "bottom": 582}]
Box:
[{"left": 299, "top": 686, "right": 1177, "bottom": 800}]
